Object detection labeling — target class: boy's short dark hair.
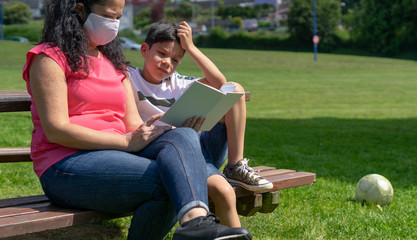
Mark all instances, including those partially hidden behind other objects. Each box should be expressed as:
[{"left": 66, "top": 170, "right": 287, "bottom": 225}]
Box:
[{"left": 145, "top": 22, "right": 180, "bottom": 49}]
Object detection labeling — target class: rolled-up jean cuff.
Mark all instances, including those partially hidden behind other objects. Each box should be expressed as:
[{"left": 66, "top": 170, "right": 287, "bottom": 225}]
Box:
[{"left": 177, "top": 201, "right": 209, "bottom": 222}]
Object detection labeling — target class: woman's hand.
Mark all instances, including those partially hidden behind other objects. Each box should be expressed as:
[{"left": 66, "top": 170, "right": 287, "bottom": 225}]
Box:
[
  {"left": 126, "top": 113, "right": 171, "bottom": 152},
  {"left": 181, "top": 116, "right": 205, "bottom": 132}
]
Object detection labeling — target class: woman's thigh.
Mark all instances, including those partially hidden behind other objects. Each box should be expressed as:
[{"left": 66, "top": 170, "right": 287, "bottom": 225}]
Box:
[
  {"left": 138, "top": 128, "right": 209, "bottom": 215},
  {"left": 40, "top": 150, "right": 167, "bottom": 213}
]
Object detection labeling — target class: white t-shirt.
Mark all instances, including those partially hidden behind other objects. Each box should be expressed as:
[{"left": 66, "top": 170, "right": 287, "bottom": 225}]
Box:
[{"left": 128, "top": 66, "right": 200, "bottom": 126}]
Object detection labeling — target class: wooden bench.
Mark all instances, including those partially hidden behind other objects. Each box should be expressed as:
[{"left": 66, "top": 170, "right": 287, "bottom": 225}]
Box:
[{"left": 0, "top": 90, "right": 316, "bottom": 238}]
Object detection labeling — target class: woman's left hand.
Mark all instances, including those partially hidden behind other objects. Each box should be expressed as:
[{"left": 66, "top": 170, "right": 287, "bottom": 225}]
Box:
[{"left": 126, "top": 113, "right": 171, "bottom": 152}]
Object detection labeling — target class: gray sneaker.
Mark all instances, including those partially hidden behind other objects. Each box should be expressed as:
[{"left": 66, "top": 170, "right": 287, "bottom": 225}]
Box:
[{"left": 223, "top": 158, "right": 273, "bottom": 191}]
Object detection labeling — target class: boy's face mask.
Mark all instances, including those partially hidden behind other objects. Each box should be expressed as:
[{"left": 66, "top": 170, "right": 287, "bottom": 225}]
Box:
[{"left": 83, "top": 13, "right": 120, "bottom": 46}]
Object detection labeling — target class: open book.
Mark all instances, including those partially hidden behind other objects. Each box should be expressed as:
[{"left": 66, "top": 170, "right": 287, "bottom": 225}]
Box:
[{"left": 159, "top": 81, "right": 244, "bottom": 131}]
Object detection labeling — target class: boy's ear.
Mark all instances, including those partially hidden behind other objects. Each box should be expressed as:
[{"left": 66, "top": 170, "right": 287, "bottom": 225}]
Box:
[
  {"left": 140, "top": 43, "right": 149, "bottom": 58},
  {"left": 75, "top": 3, "right": 88, "bottom": 22}
]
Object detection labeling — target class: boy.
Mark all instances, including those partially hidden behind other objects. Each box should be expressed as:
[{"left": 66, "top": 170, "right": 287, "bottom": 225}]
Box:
[{"left": 129, "top": 22, "right": 273, "bottom": 226}]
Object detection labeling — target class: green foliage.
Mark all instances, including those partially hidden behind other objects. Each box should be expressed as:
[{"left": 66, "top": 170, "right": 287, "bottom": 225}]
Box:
[
  {"left": 254, "top": 4, "right": 276, "bottom": 18},
  {"left": 3, "top": 2, "right": 32, "bottom": 25},
  {"left": 288, "top": 0, "right": 341, "bottom": 46},
  {"left": 217, "top": 3, "right": 274, "bottom": 20},
  {"left": 351, "top": 0, "right": 402, "bottom": 55},
  {"left": 258, "top": 20, "right": 274, "bottom": 28},
  {"left": 195, "top": 28, "right": 351, "bottom": 52},
  {"left": 4, "top": 21, "right": 43, "bottom": 42},
  {"left": 217, "top": 5, "right": 257, "bottom": 19},
  {"left": 133, "top": 7, "right": 152, "bottom": 30},
  {"left": 231, "top": 16, "right": 243, "bottom": 29},
  {"left": 287, "top": 0, "right": 312, "bottom": 43},
  {"left": 346, "top": 0, "right": 417, "bottom": 56},
  {"left": 194, "top": 27, "right": 227, "bottom": 48},
  {"left": 118, "top": 29, "right": 144, "bottom": 44},
  {"left": 165, "top": 0, "right": 196, "bottom": 22},
  {"left": 341, "top": 0, "right": 361, "bottom": 14}
]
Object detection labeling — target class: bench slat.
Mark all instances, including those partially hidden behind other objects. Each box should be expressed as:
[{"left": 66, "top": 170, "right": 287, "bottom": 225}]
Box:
[
  {"left": 0, "top": 202, "right": 53, "bottom": 219},
  {"left": 0, "top": 207, "right": 131, "bottom": 238},
  {"left": 234, "top": 170, "right": 316, "bottom": 197},
  {"left": 0, "top": 147, "right": 31, "bottom": 163},
  {"left": 0, "top": 195, "right": 48, "bottom": 208},
  {"left": 264, "top": 172, "right": 316, "bottom": 192},
  {"left": 259, "top": 169, "right": 296, "bottom": 177},
  {"left": 0, "top": 90, "right": 250, "bottom": 113},
  {"left": 0, "top": 90, "right": 31, "bottom": 112}
]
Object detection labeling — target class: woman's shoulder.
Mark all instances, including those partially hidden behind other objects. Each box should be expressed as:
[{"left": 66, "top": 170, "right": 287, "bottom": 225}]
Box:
[
  {"left": 28, "top": 43, "right": 64, "bottom": 59},
  {"left": 23, "top": 43, "right": 68, "bottom": 81}
]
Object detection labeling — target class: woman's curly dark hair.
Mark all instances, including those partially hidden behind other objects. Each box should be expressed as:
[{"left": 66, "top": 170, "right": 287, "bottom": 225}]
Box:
[{"left": 40, "top": 0, "right": 127, "bottom": 75}]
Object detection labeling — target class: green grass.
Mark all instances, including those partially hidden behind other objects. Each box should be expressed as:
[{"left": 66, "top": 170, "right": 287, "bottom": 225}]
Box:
[{"left": 2, "top": 40, "right": 417, "bottom": 239}]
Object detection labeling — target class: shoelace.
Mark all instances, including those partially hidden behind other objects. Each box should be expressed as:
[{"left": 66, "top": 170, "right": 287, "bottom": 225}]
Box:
[
  {"left": 236, "top": 159, "right": 262, "bottom": 181},
  {"left": 202, "top": 213, "right": 221, "bottom": 226}
]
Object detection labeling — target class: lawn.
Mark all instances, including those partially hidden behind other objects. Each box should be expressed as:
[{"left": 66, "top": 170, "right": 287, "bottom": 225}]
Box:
[{"left": 1, "top": 40, "right": 417, "bottom": 239}]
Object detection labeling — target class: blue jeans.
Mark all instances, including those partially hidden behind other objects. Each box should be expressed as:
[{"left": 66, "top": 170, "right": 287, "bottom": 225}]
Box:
[
  {"left": 40, "top": 128, "right": 209, "bottom": 240},
  {"left": 199, "top": 122, "right": 228, "bottom": 177}
]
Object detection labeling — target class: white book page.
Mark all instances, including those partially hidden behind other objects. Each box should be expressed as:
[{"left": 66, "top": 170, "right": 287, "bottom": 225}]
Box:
[{"left": 220, "top": 82, "right": 237, "bottom": 93}]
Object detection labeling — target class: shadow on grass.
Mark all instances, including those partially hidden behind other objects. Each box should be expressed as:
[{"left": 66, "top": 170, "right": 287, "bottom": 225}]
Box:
[
  {"left": 245, "top": 117, "right": 417, "bottom": 189},
  {"left": 3, "top": 222, "right": 125, "bottom": 240}
]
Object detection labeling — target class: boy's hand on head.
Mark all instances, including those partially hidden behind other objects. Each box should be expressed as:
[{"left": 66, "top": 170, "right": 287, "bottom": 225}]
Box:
[{"left": 177, "top": 21, "right": 195, "bottom": 51}]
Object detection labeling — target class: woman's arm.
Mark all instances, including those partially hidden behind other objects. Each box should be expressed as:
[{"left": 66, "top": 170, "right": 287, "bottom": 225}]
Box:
[{"left": 29, "top": 54, "right": 161, "bottom": 152}]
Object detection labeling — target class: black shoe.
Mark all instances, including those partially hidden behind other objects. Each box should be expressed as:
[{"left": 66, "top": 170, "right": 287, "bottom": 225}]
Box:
[{"left": 173, "top": 213, "right": 252, "bottom": 240}]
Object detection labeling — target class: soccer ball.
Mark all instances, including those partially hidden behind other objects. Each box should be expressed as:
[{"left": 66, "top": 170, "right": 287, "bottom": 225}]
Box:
[{"left": 355, "top": 174, "right": 393, "bottom": 206}]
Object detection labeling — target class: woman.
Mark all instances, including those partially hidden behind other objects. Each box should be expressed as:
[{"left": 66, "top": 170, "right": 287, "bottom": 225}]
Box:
[{"left": 23, "top": 0, "right": 252, "bottom": 239}]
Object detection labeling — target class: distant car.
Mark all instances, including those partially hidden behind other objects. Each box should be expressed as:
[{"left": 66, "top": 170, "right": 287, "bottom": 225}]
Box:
[
  {"left": 120, "top": 37, "right": 141, "bottom": 51},
  {"left": 5, "top": 36, "right": 30, "bottom": 43}
]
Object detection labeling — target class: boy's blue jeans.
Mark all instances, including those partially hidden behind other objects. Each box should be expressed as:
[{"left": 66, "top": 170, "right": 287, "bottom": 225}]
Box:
[
  {"left": 39, "top": 128, "right": 209, "bottom": 240},
  {"left": 199, "top": 122, "right": 228, "bottom": 177}
]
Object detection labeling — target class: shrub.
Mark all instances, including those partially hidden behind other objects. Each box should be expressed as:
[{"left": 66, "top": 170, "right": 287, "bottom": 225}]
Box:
[
  {"left": 4, "top": 2, "right": 32, "bottom": 25},
  {"left": 5, "top": 22, "right": 43, "bottom": 42},
  {"left": 194, "top": 28, "right": 352, "bottom": 53}
]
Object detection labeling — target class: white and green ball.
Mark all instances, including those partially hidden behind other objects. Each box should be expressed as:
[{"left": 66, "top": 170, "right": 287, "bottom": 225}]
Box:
[{"left": 355, "top": 174, "right": 393, "bottom": 206}]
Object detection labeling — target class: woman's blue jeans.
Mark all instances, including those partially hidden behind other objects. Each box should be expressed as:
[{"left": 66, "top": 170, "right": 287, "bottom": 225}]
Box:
[{"left": 39, "top": 128, "right": 209, "bottom": 240}]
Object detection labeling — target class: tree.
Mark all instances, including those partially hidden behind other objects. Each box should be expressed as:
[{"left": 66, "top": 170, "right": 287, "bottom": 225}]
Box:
[
  {"left": 217, "top": 5, "right": 257, "bottom": 19},
  {"left": 134, "top": 7, "right": 152, "bottom": 30},
  {"left": 165, "top": 0, "right": 193, "bottom": 22},
  {"left": 351, "top": 0, "right": 403, "bottom": 55},
  {"left": 341, "top": 0, "right": 360, "bottom": 14},
  {"left": 395, "top": 0, "right": 417, "bottom": 52},
  {"left": 288, "top": 0, "right": 341, "bottom": 45},
  {"left": 4, "top": 2, "right": 32, "bottom": 25}
]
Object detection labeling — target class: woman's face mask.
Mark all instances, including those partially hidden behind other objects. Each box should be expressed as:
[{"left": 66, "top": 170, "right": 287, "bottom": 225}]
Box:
[{"left": 83, "top": 13, "right": 120, "bottom": 46}]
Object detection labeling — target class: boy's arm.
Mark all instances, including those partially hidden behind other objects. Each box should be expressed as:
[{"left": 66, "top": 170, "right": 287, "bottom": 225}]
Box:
[
  {"left": 177, "top": 21, "right": 226, "bottom": 90},
  {"left": 123, "top": 75, "right": 144, "bottom": 132}
]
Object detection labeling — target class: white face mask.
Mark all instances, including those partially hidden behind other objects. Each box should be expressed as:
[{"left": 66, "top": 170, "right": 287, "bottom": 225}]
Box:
[{"left": 83, "top": 13, "right": 120, "bottom": 46}]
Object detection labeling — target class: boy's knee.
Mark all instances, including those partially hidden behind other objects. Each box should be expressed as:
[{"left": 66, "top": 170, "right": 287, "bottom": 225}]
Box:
[
  {"left": 208, "top": 181, "right": 236, "bottom": 202},
  {"left": 229, "top": 82, "right": 245, "bottom": 93}
]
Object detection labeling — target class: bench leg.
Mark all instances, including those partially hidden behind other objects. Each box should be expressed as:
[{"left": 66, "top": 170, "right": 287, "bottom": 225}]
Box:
[
  {"left": 259, "top": 191, "right": 280, "bottom": 213},
  {"left": 236, "top": 193, "right": 262, "bottom": 216}
]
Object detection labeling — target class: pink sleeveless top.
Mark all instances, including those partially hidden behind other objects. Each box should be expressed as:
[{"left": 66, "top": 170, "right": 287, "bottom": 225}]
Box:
[{"left": 22, "top": 43, "right": 127, "bottom": 178}]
